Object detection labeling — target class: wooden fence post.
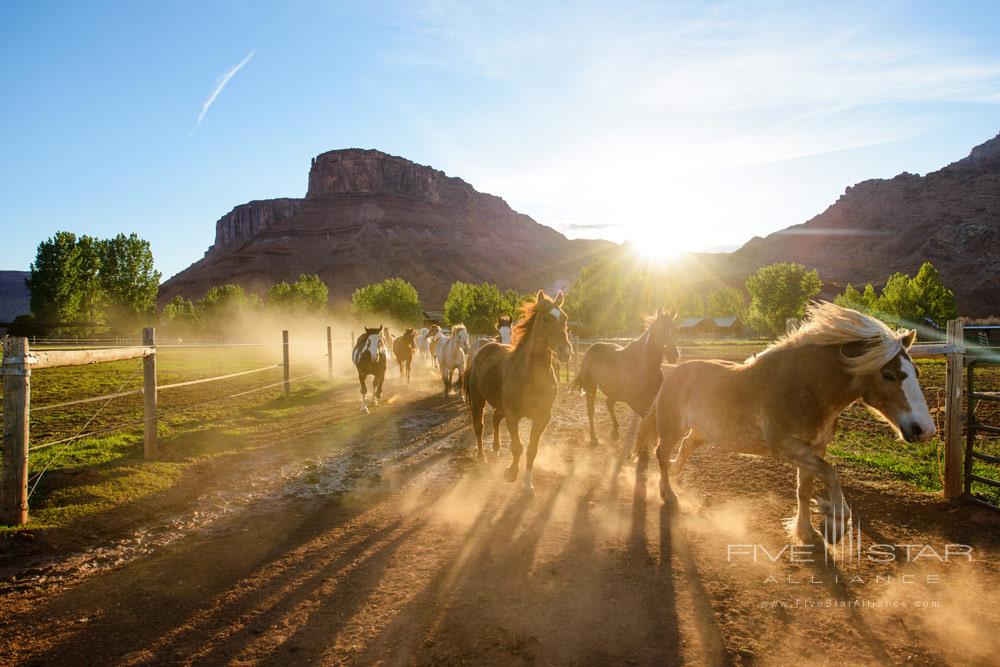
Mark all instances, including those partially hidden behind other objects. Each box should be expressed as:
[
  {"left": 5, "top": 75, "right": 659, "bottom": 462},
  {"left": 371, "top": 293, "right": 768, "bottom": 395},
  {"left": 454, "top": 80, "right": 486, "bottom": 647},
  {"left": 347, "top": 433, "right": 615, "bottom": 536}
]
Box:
[
  {"left": 943, "top": 319, "right": 965, "bottom": 499},
  {"left": 282, "top": 330, "right": 290, "bottom": 399},
  {"left": 143, "top": 328, "right": 157, "bottom": 460},
  {"left": 326, "top": 326, "right": 333, "bottom": 380},
  {"left": 1, "top": 336, "right": 30, "bottom": 526}
]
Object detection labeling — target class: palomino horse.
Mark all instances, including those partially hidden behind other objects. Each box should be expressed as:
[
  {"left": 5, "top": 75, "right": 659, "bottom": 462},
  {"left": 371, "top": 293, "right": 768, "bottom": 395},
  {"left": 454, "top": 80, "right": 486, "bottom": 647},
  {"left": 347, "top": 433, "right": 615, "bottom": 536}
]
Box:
[
  {"left": 638, "top": 302, "right": 936, "bottom": 544},
  {"left": 352, "top": 326, "right": 387, "bottom": 415},
  {"left": 464, "top": 290, "right": 572, "bottom": 492},
  {"left": 574, "top": 308, "right": 679, "bottom": 445},
  {"left": 393, "top": 328, "right": 418, "bottom": 383},
  {"left": 437, "top": 324, "right": 470, "bottom": 397}
]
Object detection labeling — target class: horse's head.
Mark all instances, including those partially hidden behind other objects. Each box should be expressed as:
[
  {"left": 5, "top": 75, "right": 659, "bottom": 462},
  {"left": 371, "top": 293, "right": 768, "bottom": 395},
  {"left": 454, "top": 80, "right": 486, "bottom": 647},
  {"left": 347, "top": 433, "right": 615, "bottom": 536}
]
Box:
[
  {"left": 847, "top": 329, "right": 935, "bottom": 443},
  {"left": 403, "top": 328, "right": 417, "bottom": 345},
  {"left": 453, "top": 324, "right": 471, "bottom": 352},
  {"left": 650, "top": 307, "right": 680, "bottom": 363},
  {"left": 362, "top": 325, "right": 383, "bottom": 362},
  {"left": 527, "top": 289, "right": 572, "bottom": 363}
]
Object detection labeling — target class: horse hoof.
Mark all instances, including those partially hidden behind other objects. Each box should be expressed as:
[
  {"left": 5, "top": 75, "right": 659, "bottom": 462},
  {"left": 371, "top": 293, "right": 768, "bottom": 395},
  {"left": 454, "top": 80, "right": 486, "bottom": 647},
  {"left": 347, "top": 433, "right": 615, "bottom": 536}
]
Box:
[
  {"left": 611, "top": 430, "right": 620, "bottom": 441},
  {"left": 504, "top": 468, "right": 518, "bottom": 483},
  {"left": 589, "top": 437, "right": 599, "bottom": 447},
  {"left": 360, "top": 406, "right": 370, "bottom": 416}
]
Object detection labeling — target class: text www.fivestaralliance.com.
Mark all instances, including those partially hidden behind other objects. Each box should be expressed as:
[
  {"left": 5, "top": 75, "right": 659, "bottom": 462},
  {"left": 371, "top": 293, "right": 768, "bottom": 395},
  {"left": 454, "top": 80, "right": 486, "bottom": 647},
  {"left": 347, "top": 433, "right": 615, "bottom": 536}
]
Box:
[{"left": 757, "top": 599, "right": 941, "bottom": 609}]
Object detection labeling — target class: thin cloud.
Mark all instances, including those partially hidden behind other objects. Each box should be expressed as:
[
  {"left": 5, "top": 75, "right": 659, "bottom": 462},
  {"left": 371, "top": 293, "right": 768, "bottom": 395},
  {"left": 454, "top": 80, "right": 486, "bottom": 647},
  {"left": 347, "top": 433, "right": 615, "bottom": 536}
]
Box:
[{"left": 187, "top": 49, "right": 257, "bottom": 140}]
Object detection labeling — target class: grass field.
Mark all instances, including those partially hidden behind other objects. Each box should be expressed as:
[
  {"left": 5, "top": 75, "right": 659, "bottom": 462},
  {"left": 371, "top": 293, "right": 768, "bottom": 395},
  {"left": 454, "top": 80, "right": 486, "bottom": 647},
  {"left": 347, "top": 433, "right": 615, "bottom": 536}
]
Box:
[
  {"left": 2, "top": 341, "right": 999, "bottom": 534},
  {"left": 0, "top": 339, "right": 341, "bottom": 532}
]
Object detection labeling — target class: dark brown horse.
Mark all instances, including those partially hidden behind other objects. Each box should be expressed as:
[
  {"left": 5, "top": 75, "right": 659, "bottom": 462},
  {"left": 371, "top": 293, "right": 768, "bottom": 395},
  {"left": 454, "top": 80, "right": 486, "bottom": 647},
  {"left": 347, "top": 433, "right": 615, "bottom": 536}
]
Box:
[
  {"left": 464, "top": 290, "right": 572, "bottom": 492},
  {"left": 573, "top": 308, "right": 679, "bottom": 445},
  {"left": 392, "top": 328, "right": 418, "bottom": 383}
]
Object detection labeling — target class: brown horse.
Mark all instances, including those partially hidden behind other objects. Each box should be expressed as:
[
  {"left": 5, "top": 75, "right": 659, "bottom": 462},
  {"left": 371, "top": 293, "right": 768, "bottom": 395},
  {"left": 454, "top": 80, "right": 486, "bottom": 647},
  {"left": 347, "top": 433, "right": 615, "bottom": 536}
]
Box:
[
  {"left": 464, "top": 290, "right": 572, "bottom": 492},
  {"left": 392, "top": 328, "right": 418, "bottom": 383},
  {"left": 637, "top": 302, "right": 936, "bottom": 543},
  {"left": 574, "top": 308, "right": 679, "bottom": 445}
]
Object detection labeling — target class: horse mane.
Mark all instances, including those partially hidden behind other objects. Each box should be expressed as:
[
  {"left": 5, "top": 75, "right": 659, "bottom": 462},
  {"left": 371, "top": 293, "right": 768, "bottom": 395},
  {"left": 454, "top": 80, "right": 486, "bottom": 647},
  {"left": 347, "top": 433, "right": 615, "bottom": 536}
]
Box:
[
  {"left": 450, "top": 323, "right": 467, "bottom": 336},
  {"left": 512, "top": 299, "right": 544, "bottom": 349},
  {"left": 750, "top": 301, "right": 906, "bottom": 375}
]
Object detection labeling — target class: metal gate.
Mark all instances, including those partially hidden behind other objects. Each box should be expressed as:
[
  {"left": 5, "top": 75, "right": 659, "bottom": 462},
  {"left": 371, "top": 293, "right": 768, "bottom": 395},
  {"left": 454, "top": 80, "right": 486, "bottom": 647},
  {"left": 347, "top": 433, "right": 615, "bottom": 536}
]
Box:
[{"left": 965, "top": 358, "right": 1000, "bottom": 510}]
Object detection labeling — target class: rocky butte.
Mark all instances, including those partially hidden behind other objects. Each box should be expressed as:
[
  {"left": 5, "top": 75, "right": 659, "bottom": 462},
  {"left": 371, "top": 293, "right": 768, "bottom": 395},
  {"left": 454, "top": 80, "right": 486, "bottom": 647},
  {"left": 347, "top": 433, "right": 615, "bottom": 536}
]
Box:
[{"left": 159, "top": 149, "right": 613, "bottom": 307}]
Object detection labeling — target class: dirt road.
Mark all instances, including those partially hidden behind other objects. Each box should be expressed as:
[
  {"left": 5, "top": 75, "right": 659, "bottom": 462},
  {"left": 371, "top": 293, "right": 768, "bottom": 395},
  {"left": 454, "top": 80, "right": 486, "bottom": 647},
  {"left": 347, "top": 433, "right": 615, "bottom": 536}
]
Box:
[{"left": 2, "top": 370, "right": 999, "bottom": 665}]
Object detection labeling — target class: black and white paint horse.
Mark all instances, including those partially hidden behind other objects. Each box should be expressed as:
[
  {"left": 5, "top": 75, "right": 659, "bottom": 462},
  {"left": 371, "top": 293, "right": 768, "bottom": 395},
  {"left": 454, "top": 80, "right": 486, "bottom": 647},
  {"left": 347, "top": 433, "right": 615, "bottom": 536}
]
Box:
[{"left": 353, "top": 326, "right": 387, "bottom": 415}]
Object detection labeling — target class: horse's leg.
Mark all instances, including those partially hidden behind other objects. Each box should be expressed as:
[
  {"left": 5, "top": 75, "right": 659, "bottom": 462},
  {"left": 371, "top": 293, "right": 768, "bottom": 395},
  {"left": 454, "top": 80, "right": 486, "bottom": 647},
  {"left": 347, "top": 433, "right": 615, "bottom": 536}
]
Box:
[
  {"left": 782, "top": 468, "right": 822, "bottom": 544},
  {"left": 471, "top": 398, "right": 487, "bottom": 463},
  {"left": 607, "top": 398, "right": 621, "bottom": 440},
  {"left": 654, "top": 405, "right": 684, "bottom": 505},
  {"left": 669, "top": 433, "right": 704, "bottom": 477},
  {"left": 523, "top": 414, "right": 549, "bottom": 493},
  {"left": 774, "top": 438, "right": 850, "bottom": 544},
  {"left": 358, "top": 373, "right": 369, "bottom": 415},
  {"left": 504, "top": 416, "right": 523, "bottom": 483},
  {"left": 443, "top": 367, "right": 451, "bottom": 397},
  {"left": 491, "top": 410, "right": 504, "bottom": 456},
  {"left": 585, "top": 388, "right": 599, "bottom": 446},
  {"left": 373, "top": 370, "right": 384, "bottom": 406}
]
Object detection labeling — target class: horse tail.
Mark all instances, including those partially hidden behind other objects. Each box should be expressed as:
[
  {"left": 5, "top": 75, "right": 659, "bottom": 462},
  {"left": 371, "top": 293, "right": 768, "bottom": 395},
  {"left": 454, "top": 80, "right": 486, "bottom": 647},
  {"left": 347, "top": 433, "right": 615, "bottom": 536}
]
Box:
[{"left": 461, "top": 365, "right": 471, "bottom": 404}]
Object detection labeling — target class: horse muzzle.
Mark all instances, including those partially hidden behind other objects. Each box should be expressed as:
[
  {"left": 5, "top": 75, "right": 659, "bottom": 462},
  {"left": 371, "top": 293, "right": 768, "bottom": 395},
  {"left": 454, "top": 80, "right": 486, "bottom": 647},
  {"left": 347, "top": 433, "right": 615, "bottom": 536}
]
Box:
[{"left": 901, "top": 418, "right": 935, "bottom": 443}]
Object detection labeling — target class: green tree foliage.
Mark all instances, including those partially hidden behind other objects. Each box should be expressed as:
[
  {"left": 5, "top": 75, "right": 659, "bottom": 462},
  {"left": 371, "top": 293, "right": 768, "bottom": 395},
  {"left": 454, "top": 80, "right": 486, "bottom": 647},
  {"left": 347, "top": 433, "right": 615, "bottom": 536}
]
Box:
[
  {"left": 745, "top": 262, "right": 822, "bottom": 335},
  {"left": 98, "top": 233, "right": 161, "bottom": 331},
  {"left": 351, "top": 277, "right": 423, "bottom": 324},
  {"left": 267, "top": 274, "right": 329, "bottom": 314},
  {"left": 443, "top": 282, "right": 521, "bottom": 333},
  {"left": 706, "top": 286, "right": 745, "bottom": 318},
  {"left": 564, "top": 255, "right": 696, "bottom": 335},
  {"left": 161, "top": 295, "right": 197, "bottom": 335},
  {"left": 834, "top": 283, "right": 878, "bottom": 313},
  {"left": 195, "top": 284, "right": 260, "bottom": 335},
  {"left": 26, "top": 231, "right": 160, "bottom": 333},
  {"left": 26, "top": 231, "right": 85, "bottom": 323},
  {"left": 832, "top": 263, "right": 957, "bottom": 328}
]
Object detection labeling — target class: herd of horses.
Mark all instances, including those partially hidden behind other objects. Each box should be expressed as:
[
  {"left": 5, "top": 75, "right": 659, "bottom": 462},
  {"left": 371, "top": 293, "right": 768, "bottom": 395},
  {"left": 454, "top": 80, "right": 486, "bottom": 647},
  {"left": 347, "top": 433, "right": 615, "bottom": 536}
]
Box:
[{"left": 351, "top": 291, "right": 935, "bottom": 544}]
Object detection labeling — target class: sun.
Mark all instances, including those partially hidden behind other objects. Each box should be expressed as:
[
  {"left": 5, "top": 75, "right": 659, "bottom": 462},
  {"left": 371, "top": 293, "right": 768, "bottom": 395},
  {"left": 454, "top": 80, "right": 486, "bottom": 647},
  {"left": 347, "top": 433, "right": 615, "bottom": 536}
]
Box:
[{"left": 625, "top": 224, "right": 698, "bottom": 263}]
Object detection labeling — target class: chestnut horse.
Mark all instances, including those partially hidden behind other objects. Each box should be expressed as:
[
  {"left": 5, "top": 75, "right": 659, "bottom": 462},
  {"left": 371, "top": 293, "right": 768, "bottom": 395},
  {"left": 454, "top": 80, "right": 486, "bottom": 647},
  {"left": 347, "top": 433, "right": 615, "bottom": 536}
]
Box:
[
  {"left": 574, "top": 308, "right": 679, "bottom": 445},
  {"left": 637, "top": 302, "right": 935, "bottom": 543},
  {"left": 464, "top": 290, "right": 572, "bottom": 492},
  {"left": 392, "top": 328, "right": 418, "bottom": 383}
]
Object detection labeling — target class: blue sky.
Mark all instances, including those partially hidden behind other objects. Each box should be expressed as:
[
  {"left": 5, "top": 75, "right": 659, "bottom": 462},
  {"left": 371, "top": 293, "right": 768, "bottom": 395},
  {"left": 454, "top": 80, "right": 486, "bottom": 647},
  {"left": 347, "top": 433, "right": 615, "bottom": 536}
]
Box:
[{"left": 2, "top": 1, "right": 999, "bottom": 277}]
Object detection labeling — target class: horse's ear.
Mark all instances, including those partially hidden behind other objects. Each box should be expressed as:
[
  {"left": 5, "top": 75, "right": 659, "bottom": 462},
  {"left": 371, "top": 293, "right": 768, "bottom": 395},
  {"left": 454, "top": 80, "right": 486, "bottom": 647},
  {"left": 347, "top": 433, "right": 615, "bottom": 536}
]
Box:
[
  {"left": 900, "top": 329, "right": 916, "bottom": 349},
  {"left": 535, "top": 289, "right": 545, "bottom": 303},
  {"left": 554, "top": 290, "right": 564, "bottom": 307}
]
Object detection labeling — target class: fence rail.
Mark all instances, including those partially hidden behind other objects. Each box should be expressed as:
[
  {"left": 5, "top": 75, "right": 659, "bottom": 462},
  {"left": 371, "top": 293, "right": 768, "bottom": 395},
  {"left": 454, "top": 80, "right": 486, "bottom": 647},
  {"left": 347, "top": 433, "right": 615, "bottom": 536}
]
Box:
[{"left": 1, "top": 326, "right": 338, "bottom": 526}]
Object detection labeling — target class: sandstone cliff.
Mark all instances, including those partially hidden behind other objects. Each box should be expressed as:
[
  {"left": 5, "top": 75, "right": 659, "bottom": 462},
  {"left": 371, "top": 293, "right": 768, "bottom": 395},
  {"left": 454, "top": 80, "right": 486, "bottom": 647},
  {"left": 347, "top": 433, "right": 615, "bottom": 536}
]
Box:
[{"left": 160, "top": 149, "right": 614, "bottom": 307}]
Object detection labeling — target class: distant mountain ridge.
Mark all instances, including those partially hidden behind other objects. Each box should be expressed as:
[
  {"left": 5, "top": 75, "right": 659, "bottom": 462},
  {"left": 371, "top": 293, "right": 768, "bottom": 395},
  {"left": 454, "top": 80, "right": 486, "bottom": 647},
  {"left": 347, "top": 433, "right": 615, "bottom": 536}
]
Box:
[
  {"left": 0, "top": 271, "right": 30, "bottom": 322},
  {"left": 719, "top": 132, "right": 1000, "bottom": 316},
  {"left": 160, "top": 149, "right": 614, "bottom": 307}
]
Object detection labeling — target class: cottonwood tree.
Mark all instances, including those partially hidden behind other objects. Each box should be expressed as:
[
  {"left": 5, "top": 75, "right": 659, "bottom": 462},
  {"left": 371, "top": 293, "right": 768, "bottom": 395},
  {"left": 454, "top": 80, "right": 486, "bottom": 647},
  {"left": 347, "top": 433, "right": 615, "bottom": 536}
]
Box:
[
  {"left": 745, "top": 262, "right": 822, "bottom": 336},
  {"left": 443, "top": 282, "right": 522, "bottom": 334},
  {"left": 98, "top": 233, "right": 161, "bottom": 332},
  {"left": 351, "top": 277, "right": 423, "bottom": 324},
  {"left": 268, "top": 274, "right": 329, "bottom": 315}
]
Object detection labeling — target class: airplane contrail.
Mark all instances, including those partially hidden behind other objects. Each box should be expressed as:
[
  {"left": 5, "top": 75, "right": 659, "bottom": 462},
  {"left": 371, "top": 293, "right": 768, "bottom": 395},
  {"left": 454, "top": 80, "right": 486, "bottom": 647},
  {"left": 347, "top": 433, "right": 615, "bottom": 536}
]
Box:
[{"left": 186, "top": 49, "right": 257, "bottom": 141}]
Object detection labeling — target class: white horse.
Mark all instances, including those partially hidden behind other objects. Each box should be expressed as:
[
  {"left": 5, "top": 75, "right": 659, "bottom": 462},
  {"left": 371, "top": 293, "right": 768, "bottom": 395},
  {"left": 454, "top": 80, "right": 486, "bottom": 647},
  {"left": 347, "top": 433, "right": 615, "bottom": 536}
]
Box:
[
  {"left": 497, "top": 315, "right": 513, "bottom": 345},
  {"left": 417, "top": 325, "right": 440, "bottom": 367},
  {"left": 437, "top": 324, "right": 470, "bottom": 397}
]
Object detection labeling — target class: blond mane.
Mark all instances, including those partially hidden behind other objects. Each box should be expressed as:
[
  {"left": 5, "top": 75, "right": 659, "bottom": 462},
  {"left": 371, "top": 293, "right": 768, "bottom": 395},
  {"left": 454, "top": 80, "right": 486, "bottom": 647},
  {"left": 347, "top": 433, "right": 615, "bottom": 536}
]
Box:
[{"left": 750, "top": 301, "right": 909, "bottom": 375}]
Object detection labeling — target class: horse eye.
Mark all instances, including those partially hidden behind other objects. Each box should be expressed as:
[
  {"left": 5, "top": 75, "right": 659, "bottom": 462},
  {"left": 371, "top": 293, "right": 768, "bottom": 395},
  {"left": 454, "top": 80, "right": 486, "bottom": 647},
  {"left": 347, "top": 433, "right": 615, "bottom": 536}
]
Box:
[{"left": 881, "top": 371, "right": 895, "bottom": 382}]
